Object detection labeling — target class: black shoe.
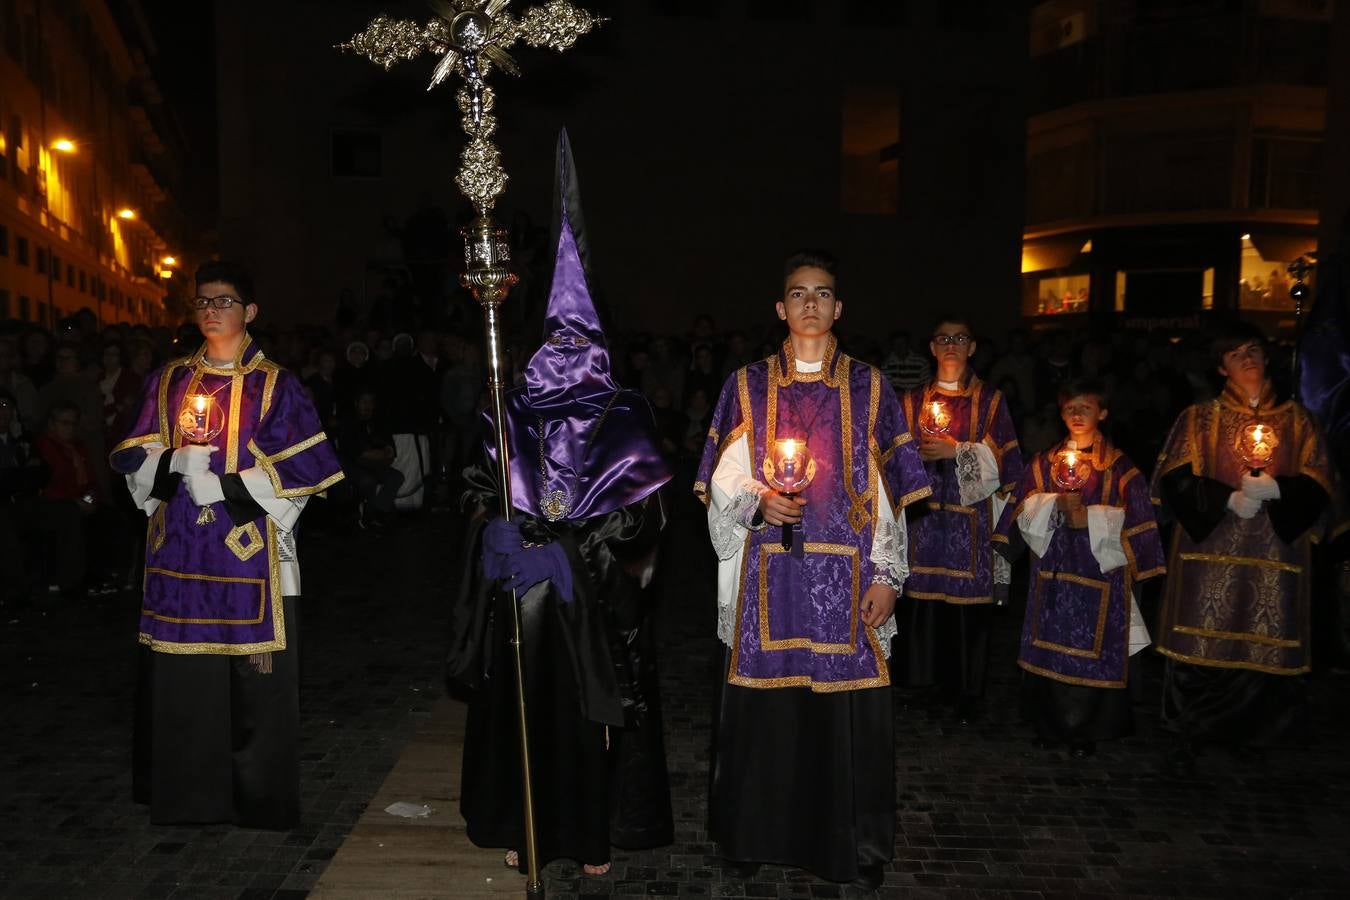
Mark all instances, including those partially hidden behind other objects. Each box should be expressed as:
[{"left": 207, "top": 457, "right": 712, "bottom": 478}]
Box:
[
  {"left": 850, "top": 862, "right": 884, "bottom": 891},
  {"left": 1031, "top": 736, "right": 1056, "bottom": 751},
  {"left": 1068, "top": 740, "right": 1096, "bottom": 759},
  {"left": 955, "top": 697, "right": 977, "bottom": 725},
  {"left": 723, "top": 860, "right": 760, "bottom": 880}
]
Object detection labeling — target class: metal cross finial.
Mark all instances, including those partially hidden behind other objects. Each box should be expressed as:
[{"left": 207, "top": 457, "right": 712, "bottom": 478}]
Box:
[{"left": 339, "top": 0, "right": 603, "bottom": 213}]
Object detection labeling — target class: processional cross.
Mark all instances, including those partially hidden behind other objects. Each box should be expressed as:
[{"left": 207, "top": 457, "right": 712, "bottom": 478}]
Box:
[{"left": 340, "top": 3, "right": 603, "bottom": 896}]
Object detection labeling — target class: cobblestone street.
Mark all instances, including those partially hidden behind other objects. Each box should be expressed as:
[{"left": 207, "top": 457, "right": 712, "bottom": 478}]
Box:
[{"left": 3, "top": 496, "right": 1350, "bottom": 899}]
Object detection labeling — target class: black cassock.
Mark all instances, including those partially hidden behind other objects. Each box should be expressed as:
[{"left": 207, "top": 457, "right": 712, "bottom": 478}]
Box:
[{"left": 447, "top": 465, "right": 673, "bottom": 868}]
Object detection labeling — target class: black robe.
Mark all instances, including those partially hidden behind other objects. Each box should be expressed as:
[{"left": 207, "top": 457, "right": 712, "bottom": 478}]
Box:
[{"left": 447, "top": 465, "right": 673, "bottom": 868}]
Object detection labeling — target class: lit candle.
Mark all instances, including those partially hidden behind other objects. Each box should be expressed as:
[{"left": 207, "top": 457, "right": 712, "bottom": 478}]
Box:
[
  {"left": 1239, "top": 420, "right": 1277, "bottom": 472},
  {"left": 921, "top": 398, "right": 951, "bottom": 435}
]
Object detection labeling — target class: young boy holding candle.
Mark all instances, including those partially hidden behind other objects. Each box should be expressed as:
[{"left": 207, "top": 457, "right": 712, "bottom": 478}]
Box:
[
  {"left": 1151, "top": 321, "right": 1333, "bottom": 773},
  {"left": 109, "top": 261, "right": 344, "bottom": 826},
  {"left": 898, "top": 316, "right": 1024, "bottom": 723},
  {"left": 994, "top": 378, "right": 1165, "bottom": 758}
]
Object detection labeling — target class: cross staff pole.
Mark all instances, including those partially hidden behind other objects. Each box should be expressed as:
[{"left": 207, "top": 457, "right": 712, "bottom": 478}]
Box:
[{"left": 340, "top": 4, "right": 603, "bottom": 895}]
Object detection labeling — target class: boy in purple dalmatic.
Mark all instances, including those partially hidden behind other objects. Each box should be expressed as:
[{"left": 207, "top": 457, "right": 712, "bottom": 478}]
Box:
[
  {"left": 695, "top": 250, "right": 931, "bottom": 890},
  {"left": 110, "top": 261, "right": 343, "bottom": 827},
  {"left": 994, "top": 378, "right": 1165, "bottom": 758},
  {"left": 899, "top": 315, "right": 1023, "bottom": 722}
]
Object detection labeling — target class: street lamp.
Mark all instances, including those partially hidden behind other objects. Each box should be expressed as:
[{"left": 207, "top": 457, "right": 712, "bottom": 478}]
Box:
[
  {"left": 116, "top": 208, "right": 137, "bottom": 220},
  {"left": 161, "top": 255, "right": 177, "bottom": 267},
  {"left": 52, "top": 138, "right": 76, "bottom": 154}
]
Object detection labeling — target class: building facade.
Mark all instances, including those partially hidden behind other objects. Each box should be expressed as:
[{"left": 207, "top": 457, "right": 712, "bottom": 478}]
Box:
[
  {"left": 1021, "top": 0, "right": 1336, "bottom": 335},
  {"left": 0, "top": 0, "right": 190, "bottom": 329}
]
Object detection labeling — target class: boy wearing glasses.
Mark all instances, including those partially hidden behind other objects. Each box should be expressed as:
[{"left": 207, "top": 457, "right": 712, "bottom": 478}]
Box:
[
  {"left": 1152, "top": 321, "right": 1332, "bottom": 773},
  {"left": 898, "top": 317, "right": 1024, "bottom": 723},
  {"left": 109, "top": 261, "right": 344, "bottom": 827}
]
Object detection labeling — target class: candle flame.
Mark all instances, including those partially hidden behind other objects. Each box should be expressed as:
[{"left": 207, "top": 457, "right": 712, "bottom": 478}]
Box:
[
  {"left": 930, "top": 401, "right": 942, "bottom": 417},
  {"left": 193, "top": 395, "right": 207, "bottom": 414},
  {"left": 1065, "top": 450, "right": 1078, "bottom": 467},
  {"left": 781, "top": 439, "right": 797, "bottom": 457}
]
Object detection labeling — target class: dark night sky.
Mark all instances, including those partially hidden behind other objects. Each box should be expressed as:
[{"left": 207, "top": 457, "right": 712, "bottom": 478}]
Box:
[{"left": 139, "top": 0, "right": 218, "bottom": 226}]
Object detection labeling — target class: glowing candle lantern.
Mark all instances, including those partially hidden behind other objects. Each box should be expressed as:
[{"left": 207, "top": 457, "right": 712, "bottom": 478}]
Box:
[
  {"left": 1237, "top": 420, "right": 1279, "bottom": 475},
  {"left": 176, "top": 393, "right": 224, "bottom": 524},
  {"left": 765, "top": 437, "right": 816, "bottom": 553},
  {"left": 1051, "top": 445, "right": 1090, "bottom": 492},
  {"left": 919, "top": 398, "right": 952, "bottom": 436}
]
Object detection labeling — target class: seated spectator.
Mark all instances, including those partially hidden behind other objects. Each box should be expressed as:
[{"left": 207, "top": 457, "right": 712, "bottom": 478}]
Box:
[{"left": 338, "top": 389, "right": 404, "bottom": 529}]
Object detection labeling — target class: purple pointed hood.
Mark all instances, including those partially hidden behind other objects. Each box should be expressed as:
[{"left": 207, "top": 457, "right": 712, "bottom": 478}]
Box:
[{"left": 490, "top": 131, "right": 670, "bottom": 521}]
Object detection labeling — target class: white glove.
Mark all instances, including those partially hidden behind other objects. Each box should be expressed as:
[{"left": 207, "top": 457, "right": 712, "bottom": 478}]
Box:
[
  {"left": 1241, "top": 472, "right": 1281, "bottom": 502},
  {"left": 185, "top": 472, "right": 225, "bottom": 506},
  {"left": 170, "top": 445, "right": 217, "bottom": 476},
  {"left": 1227, "top": 490, "right": 1262, "bottom": 519}
]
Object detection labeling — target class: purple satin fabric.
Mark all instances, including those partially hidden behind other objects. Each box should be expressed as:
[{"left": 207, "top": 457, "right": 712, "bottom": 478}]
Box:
[
  {"left": 903, "top": 378, "right": 1023, "bottom": 604},
  {"left": 489, "top": 214, "right": 669, "bottom": 521},
  {"left": 695, "top": 343, "right": 932, "bottom": 688},
  {"left": 110, "top": 339, "right": 344, "bottom": 652},
  {"left": 996, "top": 440, "right": 1165, "bottom": 688}
]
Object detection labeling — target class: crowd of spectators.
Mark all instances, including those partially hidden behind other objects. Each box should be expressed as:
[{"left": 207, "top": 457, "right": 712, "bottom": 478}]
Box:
[{"left": 0, "top": 303, "right": 1296, "bottom": 605}]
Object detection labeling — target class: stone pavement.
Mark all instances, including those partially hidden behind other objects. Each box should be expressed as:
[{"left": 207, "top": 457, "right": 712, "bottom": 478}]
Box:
[{"left": 3, "top": 495, "right": 1350, "bottom": 899}]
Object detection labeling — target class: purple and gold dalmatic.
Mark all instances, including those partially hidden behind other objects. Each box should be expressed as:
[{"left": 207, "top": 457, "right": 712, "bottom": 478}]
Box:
[
  {"left": 695, "top": 337, "right": 931, "bottom": 691},
  {"left": 110, "top": 338, "right": 344, "bottom": 655},
  {"left": 995, "top": 440, "right": 1165, "bottom": 688},
  {"left": 902, "top": 375, "right": 1022, "bottom": 604},
  {"left": 1151, "top": 383, "right": 1333, "bottom": 674}
]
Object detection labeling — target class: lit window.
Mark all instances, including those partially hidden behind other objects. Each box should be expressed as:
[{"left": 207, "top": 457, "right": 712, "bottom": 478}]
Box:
[
  {"left": 1239, "top": 233, "right": 1316, "bottom": 311},
  {"left": 1032, "top": 273, "right": 1090, "bottom": 316}
]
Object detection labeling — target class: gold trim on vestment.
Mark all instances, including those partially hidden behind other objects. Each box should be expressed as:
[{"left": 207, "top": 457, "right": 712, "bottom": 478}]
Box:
[
  {"left": 1155, "top": 645, "right": 1309, "bottom": 675},
  {"left": 225, "top": 522, "right": 265, "bottom": 561},
  {"left": 1029, "top": 571, "right": 1111, "bottom": 659},
  {"left": 1171, "top": 624, "right": 1299, "bottom": 648},
  {"left": 110, "top": 433, "right": 162, "bottom": 455},
  {"left": 911, "top": 501, "right": 979, "bottom": 579},
  {"left": 259, "top": 360, "right": 280, "bottom": 415},
  {"left": 148, "top": 505, "right": 166, "bottom": 553},
  {"left": 185, "top": 335, "right": 264, "bottom": 376},
  {"left": 906, "top": 589, "right": 993, "bottom": 605},
  {"left": 141, "top": 567, "right": 266, "bottom": 624},
  {"left": 1017, "top": 659, "right": 1126, "bottom": 689},
  {"left": 757, "top": 542, "right": 859, "bottom": 653},
  {"left": 1178, "top": 551, "right": 1302, "bottom": 574},
  {"left": 226, "top": 374, "right": 243, "bottom": 472}
]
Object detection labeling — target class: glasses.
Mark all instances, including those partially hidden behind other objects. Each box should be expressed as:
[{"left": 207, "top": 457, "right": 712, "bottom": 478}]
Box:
[
  {"left": 932, "top": 333, "right": 972, "bottom": 346},
  {"left": 192, "top": 295, "right": 243, "bottom": 310}
]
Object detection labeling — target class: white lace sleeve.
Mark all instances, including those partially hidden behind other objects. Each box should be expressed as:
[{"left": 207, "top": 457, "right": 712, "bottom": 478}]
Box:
[
  {"left": 709, "top": 434, "right": 765, "bottom": 646},
  {"left": 955, "top": 441, "right": 1000, "bottom": 507},
  {"left": 868, "top": 480, "right": 908, "bottom": 657}
]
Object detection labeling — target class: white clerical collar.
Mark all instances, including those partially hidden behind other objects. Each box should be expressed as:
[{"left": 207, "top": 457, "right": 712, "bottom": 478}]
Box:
[
  {"left": 938, "top": 379, "right": 959, "bottom": 390},
  {"left": 795, "top": 359, "right": 823, "bottom": 373}
]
